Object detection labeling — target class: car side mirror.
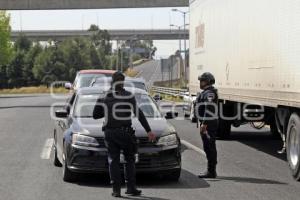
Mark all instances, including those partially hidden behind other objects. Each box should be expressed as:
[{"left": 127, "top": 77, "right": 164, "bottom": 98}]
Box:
[
  {"left": 65, "top": 82, "right": 72, "bottom": 90},
  {"left": 55, "top": 110, "right": 68, "bottom": 118},
  {"left": 165, "top": 111, "right": 178, "bottom": 119}
]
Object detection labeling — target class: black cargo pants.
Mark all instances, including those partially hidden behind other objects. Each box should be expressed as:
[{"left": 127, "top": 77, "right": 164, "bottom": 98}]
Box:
[
  {"left": 104, "top": 127, "right": 137, "bottom": 191},
  {"left": 201, "top": 130, "right": 217, "bottom": 171}
]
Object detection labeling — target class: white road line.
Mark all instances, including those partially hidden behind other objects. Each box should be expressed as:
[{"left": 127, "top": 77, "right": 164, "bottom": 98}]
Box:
[
  {"left": 181, "top": 140, "right": 206, "bottom": 156},
  {"left": 40, "top": 138, "right": 54, "bottom": 160}
]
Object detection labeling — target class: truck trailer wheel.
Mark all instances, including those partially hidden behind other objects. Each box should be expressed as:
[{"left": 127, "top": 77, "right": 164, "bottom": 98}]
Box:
[
  {"left": 217, "top": 118, "right": 231, "bottom": 139},
  {"left": 286, "top": 113, "right": 300, "bottom": 181}
]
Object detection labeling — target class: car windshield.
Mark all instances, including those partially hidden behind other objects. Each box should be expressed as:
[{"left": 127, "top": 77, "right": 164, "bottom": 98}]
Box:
[
  {"left": 93, "top": 80, "right": 146, "bottom": 90},
  {"left": 73, "top": 93, "right": 161, "bottom": 118},
  {"left": 77, "top": 74, "right": 111, "bottom": 88},
  {"left": 124, "top": 81, "right": 146, "bottom": 90}
]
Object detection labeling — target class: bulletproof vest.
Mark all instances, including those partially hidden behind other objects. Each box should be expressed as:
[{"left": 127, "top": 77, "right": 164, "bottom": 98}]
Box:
[{"left": 196, "top": 86, "right": 219, "bottom": 127}]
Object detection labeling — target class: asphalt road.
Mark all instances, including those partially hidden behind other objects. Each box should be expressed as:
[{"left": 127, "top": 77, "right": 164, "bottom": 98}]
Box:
[
  {"left": 134, "top": 60, "right": 162, "bottom": 88},
  {"left": 1, "top": 94, "right": 300, "bottom": 200}
]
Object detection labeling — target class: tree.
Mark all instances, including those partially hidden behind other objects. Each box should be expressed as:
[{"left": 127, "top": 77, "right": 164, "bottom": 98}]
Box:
[
  {"left": 6, "top": 50, "right": 26, "bottom": 88},
  {"left": 88, "top": 24, "right": 112, "bottom": 68},
  {"left": 60, "top": 38, "right": 92, "bottom": 80},
  {"left": 0, "top": 11, "right": 12, "bottom": 66},
  {"left": 89, "top": 44, "right": 101, "bottom": 68},
  {"left": 14, "top": 34, "right": 32, "bottom": 51},
  {"left": 23, "top": 43, "right": 43, "bottom": 86},
  {"left": 0, "top": 65, "right": 8, "bottom": 88},
  {"left": 0, "top": 11, "right": 12, "bottom": 88},
  {"left": 1, "top": 23, "right": 124, "bottom": 88}
]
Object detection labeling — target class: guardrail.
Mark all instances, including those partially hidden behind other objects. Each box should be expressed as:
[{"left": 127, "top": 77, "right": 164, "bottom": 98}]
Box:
[{"left": 151, "top": 86, "right": 188, "bottom": 97}]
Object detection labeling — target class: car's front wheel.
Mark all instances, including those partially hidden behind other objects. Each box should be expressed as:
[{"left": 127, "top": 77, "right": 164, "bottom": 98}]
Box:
[
  {"left": 52, "top": 132, "right": 62, "bottom": 167},
  {"left": 62, "top": 145, "right": 77, "bottom": 182}
]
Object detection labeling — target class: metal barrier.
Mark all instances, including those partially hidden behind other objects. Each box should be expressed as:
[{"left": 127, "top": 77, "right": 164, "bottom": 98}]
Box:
[{"left": 151, "top": 86, "right": 188, "bottom": 97}]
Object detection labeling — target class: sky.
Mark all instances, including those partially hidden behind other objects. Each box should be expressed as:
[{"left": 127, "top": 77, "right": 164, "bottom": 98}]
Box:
[{"left": 8, "top": 7, "right": 189, "bottom": 58}]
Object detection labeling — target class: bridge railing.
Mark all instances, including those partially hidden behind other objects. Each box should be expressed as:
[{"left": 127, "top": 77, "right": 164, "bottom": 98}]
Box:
[{"left": 151, "top": 86, "right": 188, "bottom": 97}]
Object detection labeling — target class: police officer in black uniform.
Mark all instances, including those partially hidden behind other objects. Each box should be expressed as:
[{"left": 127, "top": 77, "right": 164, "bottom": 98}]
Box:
[
  {"left": 196, "top": 72, "right": 219, "bottom": 178},
  {"left": 93, "top": 71, "right": 156, "bottom": 197}
]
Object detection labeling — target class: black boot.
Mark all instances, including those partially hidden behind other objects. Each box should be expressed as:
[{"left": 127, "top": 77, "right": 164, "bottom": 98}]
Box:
[
  {"left": 198, "top": 165, "right": 217, "bottom": 178},
  {"left": 125, "top": 188, "right": 142, "bottom": 196},
  {"left": 112, "top": 187, "right": 121, "bottom": 198},
  {"left": 198, "top": 171, "right": 217, "bottom": 178}
]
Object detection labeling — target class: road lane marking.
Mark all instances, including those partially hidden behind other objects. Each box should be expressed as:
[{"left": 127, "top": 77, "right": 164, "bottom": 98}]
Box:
[
  {"left": 181, "top": 140, "right": 205, "bottom": 156},
  {"left": 40, "top": 138, "right": 54, "bottom": 159}
]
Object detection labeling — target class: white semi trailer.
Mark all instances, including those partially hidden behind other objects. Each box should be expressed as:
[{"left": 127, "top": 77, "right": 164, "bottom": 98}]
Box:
[{"left": 189, "top": 0, "right": 300, "bottom": 180}]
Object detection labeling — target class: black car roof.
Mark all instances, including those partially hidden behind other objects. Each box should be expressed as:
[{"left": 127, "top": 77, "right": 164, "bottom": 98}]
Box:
[{"left": 76, "top": 86, "right": 148, "bottom": 96}]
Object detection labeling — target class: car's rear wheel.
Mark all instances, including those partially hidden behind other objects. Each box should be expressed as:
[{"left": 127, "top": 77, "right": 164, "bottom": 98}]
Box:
[
  {"left": 62, "top": 145, "right": 77, "bottom": 182},
  {"left": 164, "top": 168, "right": 181, "bottom": 182},
  {"left": 52, "top": 135, "right": 62, "bottom": 167}
]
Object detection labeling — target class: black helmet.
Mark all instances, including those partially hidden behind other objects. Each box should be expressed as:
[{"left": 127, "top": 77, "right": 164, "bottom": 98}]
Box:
[
  {"left": 112, "top": 71, "right": 125, "bottom": 83},
  {"left": 198, "top": 72, "right": 215, "bottom": 85}
]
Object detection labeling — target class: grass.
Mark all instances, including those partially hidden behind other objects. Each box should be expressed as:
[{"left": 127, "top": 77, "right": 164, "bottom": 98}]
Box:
[
  {"left": 149, "top": 91, "right": 184, "bottom": 103},
  {"left": 133, "top": 58, "right": 150, "bottom": 66},
  {"left": 154, "top": 79, "right": 188, "bottom": 89},
  {"left": 0, "top": 86, "right": 69, "bottom": 94},
  {"left": 124, "top": 68, "right": 139, "bottom": 77}
]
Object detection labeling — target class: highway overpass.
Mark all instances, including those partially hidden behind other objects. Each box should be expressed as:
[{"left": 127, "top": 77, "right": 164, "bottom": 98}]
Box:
[
  {"left": 0, "top": 0, "right": 188, "bottom": 10},
  {"left": 11, "top": 29, "right": 189, "bottom": 41}
]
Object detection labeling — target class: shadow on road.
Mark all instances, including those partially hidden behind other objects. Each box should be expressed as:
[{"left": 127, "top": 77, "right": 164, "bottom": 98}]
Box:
[
  {"left": 74, "top": 169, "right": 209, "bottom": 189},
  {"left": 208, "top": 176, "right": 287, "bottom": 185},
  {"left": 121, "top": 196, "right": 170, "bottom": 200},
  {"left": 137, "top": 169, "right": 209, "bottom": 189},
  {"left": 0, "top": 95, "right": 41, "bottom": 99},
  {"left": 229, "top": 130, "right": 286, "bottom": 161},
  {"left": 0, "top": 105, "right": 63, "bottom": 109}
]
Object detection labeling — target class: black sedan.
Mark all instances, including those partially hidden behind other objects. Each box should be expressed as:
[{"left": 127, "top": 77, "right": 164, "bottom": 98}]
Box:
[{"left": 52, "top": 87, "right": 181, "bottom": 182}]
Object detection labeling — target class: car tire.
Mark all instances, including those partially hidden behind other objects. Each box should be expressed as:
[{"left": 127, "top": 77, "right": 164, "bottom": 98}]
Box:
[
  {"left": 217, "top": 118, "right": 231, "bottom": 139},
  {"left": 52, "top": 134, "right": 62, "bottom": 167},
  {"left": 62, "top": 145, "right": 77, "bottom": 182},
  {"left": 164, "top": 169, "right": 181, "bottom": 182},
  {"left": 286, "top": 113, "right": 300, "bottom": 181},
  {"left": 183, "top": 107, "right": 190, "bottom": 118}
]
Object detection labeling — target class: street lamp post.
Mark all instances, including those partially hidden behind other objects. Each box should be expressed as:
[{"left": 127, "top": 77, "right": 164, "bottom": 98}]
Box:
[
  {"left": 170, "top": 24, "right": 182, "bottom": 54},
  {"left": 129, "top": 36, "right": 138, "bottom": 69},
  {"left": 172, "top": 8, "right": 189, "bottom": 85}
]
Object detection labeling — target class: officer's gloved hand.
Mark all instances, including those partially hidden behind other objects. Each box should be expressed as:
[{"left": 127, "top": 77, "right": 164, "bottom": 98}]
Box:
[{"left": 147, "top": 131, "right": 156, "bottom": 143}]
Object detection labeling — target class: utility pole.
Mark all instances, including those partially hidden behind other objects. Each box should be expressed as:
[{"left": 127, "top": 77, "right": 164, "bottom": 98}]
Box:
[
  {"left": 172, "top": 9, "right": 189, "bottom": 86},
  {"left": 116, "top": 39, "right": 119, "bottom": 71},
  {"left": 170, "top": 24, "right": 182, "bottom": 54}
]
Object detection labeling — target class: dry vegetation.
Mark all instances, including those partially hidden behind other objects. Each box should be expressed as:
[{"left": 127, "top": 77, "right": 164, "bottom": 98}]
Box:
[{"left": 0, "top": 86, "right": 68, "bottom": 94}]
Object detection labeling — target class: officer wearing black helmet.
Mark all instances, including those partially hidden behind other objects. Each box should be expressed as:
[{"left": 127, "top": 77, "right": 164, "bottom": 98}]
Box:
[
  {"left": 196, "top": 72, "right": 219, "bottom": 178},
  {"left": 93, "top": 71, "right": 156, "bottom": 197}
]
